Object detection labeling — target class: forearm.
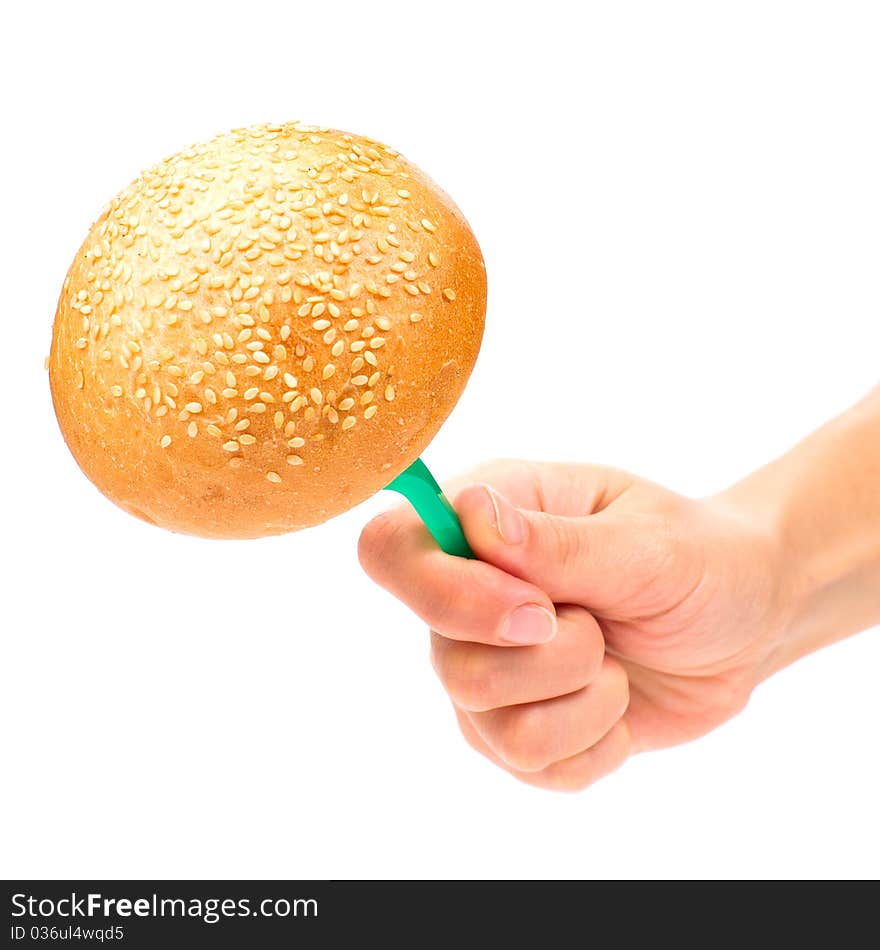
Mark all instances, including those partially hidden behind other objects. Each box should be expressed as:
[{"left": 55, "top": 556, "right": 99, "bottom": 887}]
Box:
[{"left": 721, "top": 386, "right": 880, "bottom": 675}]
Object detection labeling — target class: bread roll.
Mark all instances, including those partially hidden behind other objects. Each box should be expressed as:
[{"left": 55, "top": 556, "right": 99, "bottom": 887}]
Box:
[{"left": 49, "top": 123, "right": 486, "bottom": 538}]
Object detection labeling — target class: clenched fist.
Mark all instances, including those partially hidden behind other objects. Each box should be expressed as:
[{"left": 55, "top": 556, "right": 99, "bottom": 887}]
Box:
[
  {"left": 359, "top": 460, "right": 790, "bottom": 790},
  {"left": 358, "top": 389, "right": 880, "bottom": 790}
]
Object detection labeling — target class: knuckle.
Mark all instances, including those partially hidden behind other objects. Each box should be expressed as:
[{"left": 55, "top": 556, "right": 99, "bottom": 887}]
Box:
[
  {"left": 534, "top": 761, "right": 596, "bottom": 793},
  {"left": 436, "top": 648, "right": 503, "bottom": 712},
  {"left": 425, "top": 583, "right": 463, "bottom": 631},
  {"left": 457, "top": 720, "right": 499, "bottom": 770},
  {"left": 456, "top": 718, "right": 484, "bottom": 756},
  {"left": 491, "top": 705, "right": 552, "bottom": 772},
  {"left": 706, "top": 673, "right": 751, "bottom": 722},
  {"left": 558, "top": 605, "right": 606, "bottom": 681},
  {"left": 428, "top": 635, "right": 446, "bottom": 676},
  {"left": 604, "top": 658, "right": 631, "bottom": 718},
  {"left": 357, "top": 511, "right": 406, "bottom": 578}
]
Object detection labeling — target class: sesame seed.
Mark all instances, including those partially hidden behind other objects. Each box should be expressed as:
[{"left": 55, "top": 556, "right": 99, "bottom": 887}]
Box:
[
  {"left": 443, "top": 288, "right": 456, "bottom": 301},
  {"left": 286, "top": 455, "right": 303, "bottom": 466},
  {"left": 58, "top": 123, "right": 457, "bottom": 477},
  {"left": 266, "top": 471, "right": 282, "bottom": 483},
  {"left": 160, "top": 435, "right": 172, "bottom": 448}
]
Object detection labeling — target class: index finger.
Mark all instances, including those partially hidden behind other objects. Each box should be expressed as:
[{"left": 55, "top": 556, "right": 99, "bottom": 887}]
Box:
[{"left": 358, "top": 506, "right": 557, "bottom": 646}]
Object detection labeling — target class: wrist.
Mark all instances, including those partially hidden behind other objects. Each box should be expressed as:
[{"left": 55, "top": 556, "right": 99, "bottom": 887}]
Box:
[
  {"left": 708, "top": 480, "right": 807, "bottom": 680},
  {"left": 716, "top": 393, "right": 880, "bottom": 677},
  {"left": 712, "top": 477, "right": 814, "bottom": 679}
]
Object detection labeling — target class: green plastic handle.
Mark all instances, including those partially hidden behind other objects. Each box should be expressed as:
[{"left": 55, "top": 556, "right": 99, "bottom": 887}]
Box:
[{"left": 385, "top": 457, "right": 475, "bottom": 559}]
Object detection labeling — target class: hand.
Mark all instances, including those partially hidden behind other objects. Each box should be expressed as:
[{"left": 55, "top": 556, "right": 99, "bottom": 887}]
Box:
[{"left": 359, "top": 460, "right": 793, "bottom": 791}]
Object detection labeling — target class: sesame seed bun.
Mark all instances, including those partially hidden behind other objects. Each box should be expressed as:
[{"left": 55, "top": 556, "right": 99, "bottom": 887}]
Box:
[{"left": 49, "top": 123, "right": 486, "bottom": 539}]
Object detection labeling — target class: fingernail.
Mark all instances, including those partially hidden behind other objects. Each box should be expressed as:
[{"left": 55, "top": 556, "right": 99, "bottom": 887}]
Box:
[
  {"left": 501, "top": 604, "right": 557, "bottom": 645},
  {"left": 481, "top": 486, "right": 525, "bottom": 544}
]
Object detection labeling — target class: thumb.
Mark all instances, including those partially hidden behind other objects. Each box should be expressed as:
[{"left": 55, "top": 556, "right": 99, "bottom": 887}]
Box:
[{"left": 454, "top": 483, "right": 662, "bottom": 608}]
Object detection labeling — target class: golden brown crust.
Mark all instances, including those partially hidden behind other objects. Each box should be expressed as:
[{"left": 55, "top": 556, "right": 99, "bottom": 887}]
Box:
[{"left": 49, "top": 123, "right": 486, "bottom": 538}]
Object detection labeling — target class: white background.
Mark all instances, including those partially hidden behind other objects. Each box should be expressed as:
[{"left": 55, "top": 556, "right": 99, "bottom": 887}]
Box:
[{"left": 3, "top": 0, "right": 878, "bottom": 879}]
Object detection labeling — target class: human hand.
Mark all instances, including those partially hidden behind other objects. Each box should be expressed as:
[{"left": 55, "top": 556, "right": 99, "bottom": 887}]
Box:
[{"left": 359, "top": 460, "right": 794, "bottom": 791}]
